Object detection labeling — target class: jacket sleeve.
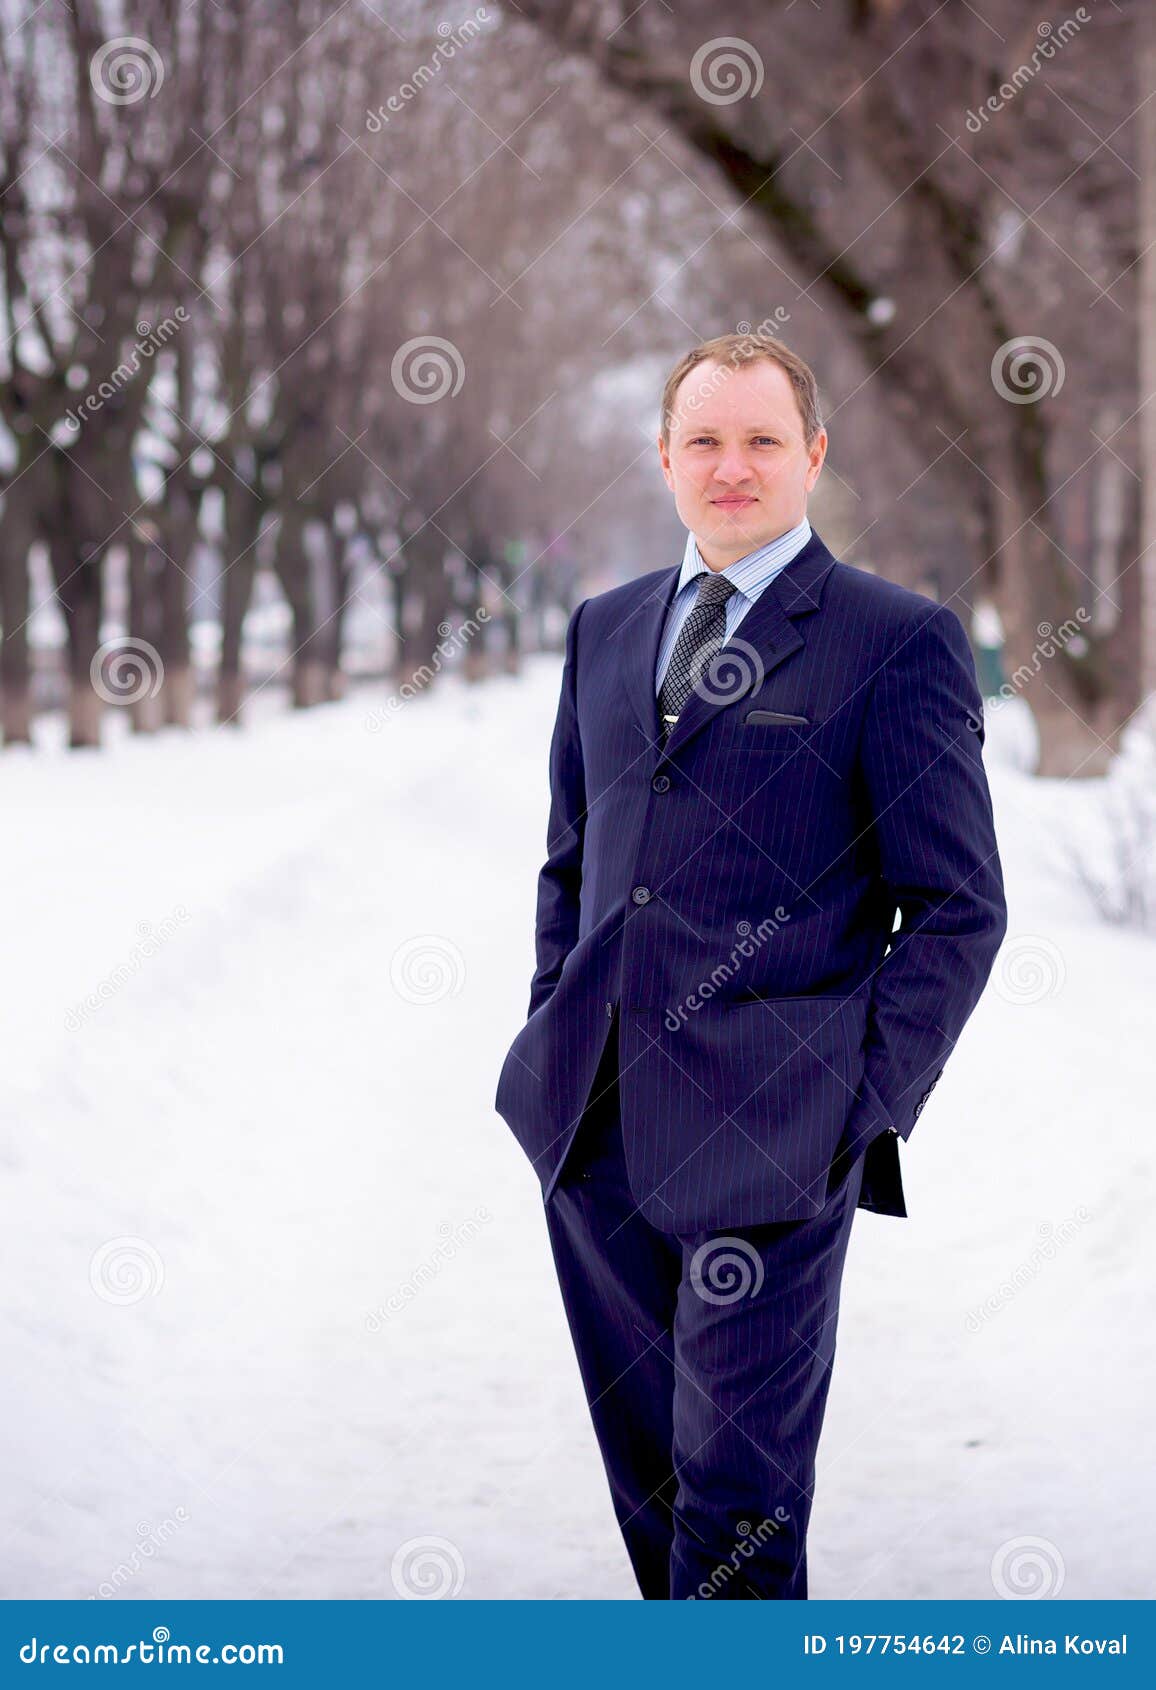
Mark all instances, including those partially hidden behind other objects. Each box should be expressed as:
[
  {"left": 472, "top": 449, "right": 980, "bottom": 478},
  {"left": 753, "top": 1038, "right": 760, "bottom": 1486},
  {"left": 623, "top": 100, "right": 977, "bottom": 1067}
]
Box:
[
  {"left": 842, "top": 603, "right": 1008, "bottom": 1151},
  {"left": 526, "top": 599, "right": 588, "bottom": 1019}
]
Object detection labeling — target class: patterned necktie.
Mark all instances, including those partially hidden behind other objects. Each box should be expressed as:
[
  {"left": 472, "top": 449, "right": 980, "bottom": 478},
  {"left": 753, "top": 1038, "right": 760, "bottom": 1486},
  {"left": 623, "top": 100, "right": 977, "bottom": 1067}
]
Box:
[{"left": 657, "top": 569, "right": 737, "bottom": 742}]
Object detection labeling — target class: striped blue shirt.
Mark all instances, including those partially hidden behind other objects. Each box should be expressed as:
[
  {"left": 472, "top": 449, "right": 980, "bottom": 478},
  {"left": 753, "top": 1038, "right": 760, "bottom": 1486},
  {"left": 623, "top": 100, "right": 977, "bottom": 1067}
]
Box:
[{"left": 654, "top": 516, "right": 813, "bottom": 693}]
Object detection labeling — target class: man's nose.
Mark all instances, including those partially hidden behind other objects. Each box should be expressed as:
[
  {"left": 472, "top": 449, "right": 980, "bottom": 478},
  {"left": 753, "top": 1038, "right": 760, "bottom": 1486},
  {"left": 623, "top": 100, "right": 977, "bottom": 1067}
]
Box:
[{"left": 713, "top": 452, "right": 755, "bottom": 485}]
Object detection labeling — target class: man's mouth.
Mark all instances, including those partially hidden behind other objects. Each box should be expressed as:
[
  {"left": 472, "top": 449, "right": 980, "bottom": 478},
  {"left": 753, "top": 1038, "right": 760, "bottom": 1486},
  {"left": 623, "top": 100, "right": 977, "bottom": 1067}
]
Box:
[{"left": 711, "top": 496, "right": 758, "bottom": 509}]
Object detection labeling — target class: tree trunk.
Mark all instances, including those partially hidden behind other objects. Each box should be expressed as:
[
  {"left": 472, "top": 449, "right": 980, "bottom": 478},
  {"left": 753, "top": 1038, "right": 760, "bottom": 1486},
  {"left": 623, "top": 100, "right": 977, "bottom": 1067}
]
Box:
[
  {"left": 988, "top": 478, "right": 1114, "bottom": 777},
  {"left": 218, "top": 478, "right": 266, "bottom": 726},
  {"left": 50, "top": 535, "right": 104, "bottom": 750},
  {"left": 272, "top": 507, "right": 328, "bottom": 709},
  {"left": 506, "top": 0, "right": 1142, "bottom": 774},
  {"left": 0, "top": 503, "right": 35, "bottom": 746},
  {"left": 128, "top": 526, "right": 166, "bottom": 734},
  {"left": 160, "top": 486, "right": 197, "bottom": 730},
  {"left": 388, "top": 563, "right": 410, "bottom": 685},
  {"left": 324, "top": 534, "right": 355, "bottom": 701},
  {"left": 1139, "top": 1, "right": 1156, "bottom": 704}
]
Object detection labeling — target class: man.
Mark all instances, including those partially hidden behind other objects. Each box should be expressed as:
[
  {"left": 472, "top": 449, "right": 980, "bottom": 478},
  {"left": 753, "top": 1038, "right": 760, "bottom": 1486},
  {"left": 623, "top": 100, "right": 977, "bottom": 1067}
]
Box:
[{"left": 494, "top": 333, "right": 1007, "bottom": 1600}]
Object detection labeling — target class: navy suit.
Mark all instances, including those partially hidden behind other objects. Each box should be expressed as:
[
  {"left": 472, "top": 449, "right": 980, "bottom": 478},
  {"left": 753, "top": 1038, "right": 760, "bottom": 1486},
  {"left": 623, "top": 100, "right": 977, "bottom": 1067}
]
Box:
[{"left": 495, "top": 526, "right": 1007, "bottom": 1595}]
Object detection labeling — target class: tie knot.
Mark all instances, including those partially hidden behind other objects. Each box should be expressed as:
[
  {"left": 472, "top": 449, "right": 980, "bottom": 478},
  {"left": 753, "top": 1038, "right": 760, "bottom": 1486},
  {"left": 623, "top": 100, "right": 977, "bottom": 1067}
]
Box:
[{"left": 694, "top": 570, "right": 737, "bottom": 609}]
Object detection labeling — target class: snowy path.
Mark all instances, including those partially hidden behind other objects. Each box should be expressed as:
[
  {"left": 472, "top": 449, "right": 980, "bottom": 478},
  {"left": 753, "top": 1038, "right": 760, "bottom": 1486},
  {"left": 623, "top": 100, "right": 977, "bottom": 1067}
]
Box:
[{"left": 2, "top": 664, "right": 1153, "bottom": 1600}]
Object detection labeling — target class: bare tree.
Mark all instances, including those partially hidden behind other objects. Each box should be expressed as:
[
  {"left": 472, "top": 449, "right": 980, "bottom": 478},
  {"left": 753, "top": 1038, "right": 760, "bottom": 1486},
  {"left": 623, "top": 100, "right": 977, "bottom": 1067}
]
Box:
[
  {"left": 0, "top": 0, "right": 227, "bottom": 744},
  {"left": 502, "top": 0, "right": 1146, "bottom": 774}
]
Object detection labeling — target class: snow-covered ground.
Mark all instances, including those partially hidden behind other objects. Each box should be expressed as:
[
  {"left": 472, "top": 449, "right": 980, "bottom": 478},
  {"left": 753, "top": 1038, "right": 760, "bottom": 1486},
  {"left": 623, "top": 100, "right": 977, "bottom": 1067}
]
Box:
[{"left": 1, "top": 658, "right": 1153, "bottom": 1601}]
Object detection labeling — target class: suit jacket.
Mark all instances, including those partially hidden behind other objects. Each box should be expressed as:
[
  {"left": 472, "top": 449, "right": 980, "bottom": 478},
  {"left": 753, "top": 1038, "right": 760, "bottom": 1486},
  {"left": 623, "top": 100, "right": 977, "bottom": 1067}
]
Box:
[{"left": 494, "top": 527, "right": 1008, "bottom": 1232}]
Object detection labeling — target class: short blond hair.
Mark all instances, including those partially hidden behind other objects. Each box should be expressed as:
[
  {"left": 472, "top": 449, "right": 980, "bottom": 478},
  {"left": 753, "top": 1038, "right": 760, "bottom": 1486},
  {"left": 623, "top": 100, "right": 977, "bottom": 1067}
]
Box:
[{"left": 660, "top": 332, "right": 823, "bottom": 449}]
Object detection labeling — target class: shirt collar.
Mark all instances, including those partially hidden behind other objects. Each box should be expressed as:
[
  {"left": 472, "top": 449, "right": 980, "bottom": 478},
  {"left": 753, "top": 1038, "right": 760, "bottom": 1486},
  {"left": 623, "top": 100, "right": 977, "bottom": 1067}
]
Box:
[{"left": 677, "top": 514, "right": 813, "bottom": 603}]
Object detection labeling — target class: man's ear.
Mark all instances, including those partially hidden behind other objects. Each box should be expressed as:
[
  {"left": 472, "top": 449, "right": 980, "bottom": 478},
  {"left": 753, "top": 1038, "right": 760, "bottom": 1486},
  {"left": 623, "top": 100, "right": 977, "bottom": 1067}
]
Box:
[
  {"left": 805, "top": 429, "right": 827, "bottom": 491},
  {"left": 657, "top": 433, "right": 674, "bottom": 490},
  {"left": 659, "top": 432, "right": 676, "bottom": 493}
]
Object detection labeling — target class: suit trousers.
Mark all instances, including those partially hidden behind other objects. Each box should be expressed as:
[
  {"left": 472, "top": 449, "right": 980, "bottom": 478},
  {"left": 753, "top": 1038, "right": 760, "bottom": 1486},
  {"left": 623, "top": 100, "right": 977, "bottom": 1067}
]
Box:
[{"left": 542, "top": 1009, "right": 865, "bottom": 1599}]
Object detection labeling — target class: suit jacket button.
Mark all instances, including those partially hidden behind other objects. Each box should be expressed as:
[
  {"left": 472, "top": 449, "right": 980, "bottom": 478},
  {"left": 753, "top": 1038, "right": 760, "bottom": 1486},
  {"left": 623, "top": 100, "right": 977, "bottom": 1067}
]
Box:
[
  {"left": 605, "top": 1001, "right": 614, "bottom": 1019},
  {"left": 651, "top": 774, "right": 671, "bottom": 793},
  {"left": 632, "top": 886, "right": 651, "bottom": 905}
]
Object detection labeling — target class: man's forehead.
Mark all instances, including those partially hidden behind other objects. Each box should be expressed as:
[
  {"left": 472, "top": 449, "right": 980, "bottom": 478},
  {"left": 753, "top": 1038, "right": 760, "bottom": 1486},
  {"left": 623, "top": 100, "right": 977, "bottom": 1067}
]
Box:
[{"left": 675, "top": 361, "right": 796, "bottom": 415}]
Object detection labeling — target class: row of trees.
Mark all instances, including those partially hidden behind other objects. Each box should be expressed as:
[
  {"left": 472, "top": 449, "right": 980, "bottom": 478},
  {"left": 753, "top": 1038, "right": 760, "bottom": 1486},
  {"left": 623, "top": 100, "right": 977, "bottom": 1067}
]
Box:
[
  {"left": 506, "top": 0, "right": 1155, "bottom": 775},
  {"left": 1, "top": 0, "right": 1152, "bottom": 775},
  {"left": 0, "top": 0, "right": 639, "bottom": 746}
]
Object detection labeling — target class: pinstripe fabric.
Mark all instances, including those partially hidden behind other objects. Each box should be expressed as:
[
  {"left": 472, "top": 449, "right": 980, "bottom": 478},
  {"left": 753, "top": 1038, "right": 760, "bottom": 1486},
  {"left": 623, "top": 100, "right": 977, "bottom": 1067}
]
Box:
[
  {"left": 543, "top": 1005, "right": 866, "bottom": 1599},
  {"left": 654, "top": 516, "right": 812, "bottom": 692},
  {"left": 494, "top": 526, "right": 1008, "bottom": 1232}
]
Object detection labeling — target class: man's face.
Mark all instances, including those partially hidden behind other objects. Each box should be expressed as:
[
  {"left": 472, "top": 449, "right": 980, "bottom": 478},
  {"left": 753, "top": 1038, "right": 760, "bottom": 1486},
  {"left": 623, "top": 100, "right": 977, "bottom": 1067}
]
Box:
[{"left": 657, "top": 358, "right": 827, "bottom": 570}]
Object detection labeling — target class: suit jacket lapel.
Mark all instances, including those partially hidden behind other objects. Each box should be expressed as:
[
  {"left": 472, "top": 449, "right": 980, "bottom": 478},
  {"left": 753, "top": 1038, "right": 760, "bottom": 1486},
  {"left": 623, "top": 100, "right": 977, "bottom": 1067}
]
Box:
[
  {"left": 617, "top": 563, "right": 683, "bottom": 749},
  {"left": 622, "top": 527, "right": 839, "bottom": 759}
]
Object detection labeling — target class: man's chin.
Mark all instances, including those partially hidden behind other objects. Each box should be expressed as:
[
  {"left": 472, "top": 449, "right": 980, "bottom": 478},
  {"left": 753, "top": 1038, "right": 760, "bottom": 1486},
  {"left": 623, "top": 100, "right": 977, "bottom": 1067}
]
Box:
[{"left": 699, "top": 509, "right": 774, "bottom": 550}]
